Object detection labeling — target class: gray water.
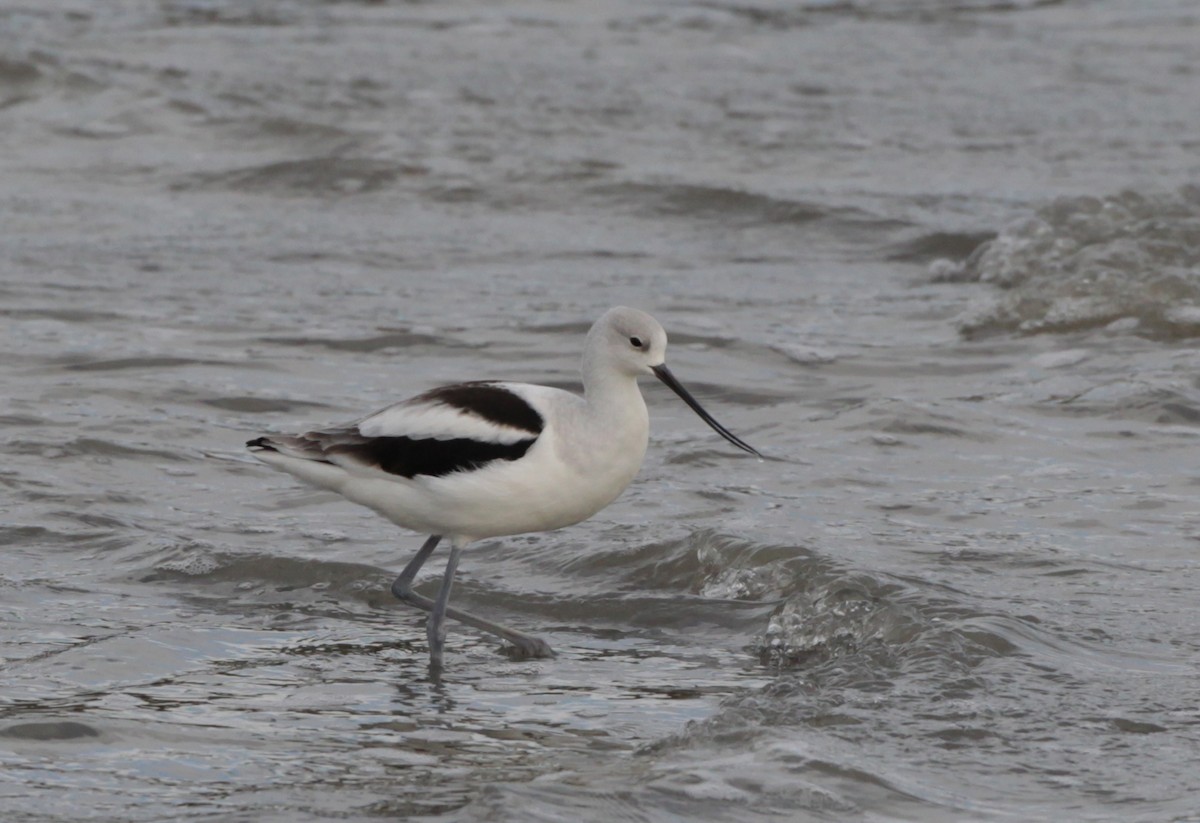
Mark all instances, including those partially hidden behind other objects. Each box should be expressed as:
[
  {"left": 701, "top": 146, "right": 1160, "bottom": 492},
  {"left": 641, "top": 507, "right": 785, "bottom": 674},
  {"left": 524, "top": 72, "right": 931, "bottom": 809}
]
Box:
[{"left": 2, "top": 1, "right": 1200, "bottom": 820}]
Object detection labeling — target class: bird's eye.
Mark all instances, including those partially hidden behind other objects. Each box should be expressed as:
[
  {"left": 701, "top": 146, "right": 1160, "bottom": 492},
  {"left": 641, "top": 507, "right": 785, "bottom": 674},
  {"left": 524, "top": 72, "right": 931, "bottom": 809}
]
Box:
[{"left": 629, "top": 336, "right": 644, "bottom": 349}]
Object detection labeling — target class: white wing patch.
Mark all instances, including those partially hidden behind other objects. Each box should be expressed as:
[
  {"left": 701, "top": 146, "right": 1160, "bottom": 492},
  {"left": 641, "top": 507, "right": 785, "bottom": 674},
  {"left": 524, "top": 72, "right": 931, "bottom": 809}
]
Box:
[{"left": 357, "top": 382, "right": 546, "bottom": 445}]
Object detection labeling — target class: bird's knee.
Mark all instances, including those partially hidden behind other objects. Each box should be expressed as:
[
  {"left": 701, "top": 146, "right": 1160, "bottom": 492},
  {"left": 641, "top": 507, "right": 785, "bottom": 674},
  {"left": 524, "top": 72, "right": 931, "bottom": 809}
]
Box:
[{"left": 390, "top": 576, "right": 413, "bottom": 601}]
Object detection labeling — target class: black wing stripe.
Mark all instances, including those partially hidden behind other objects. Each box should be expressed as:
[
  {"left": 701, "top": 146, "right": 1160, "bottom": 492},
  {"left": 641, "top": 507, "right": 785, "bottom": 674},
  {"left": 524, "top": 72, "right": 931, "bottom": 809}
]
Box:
[
  {"left": 415, "top": 383, "right": 544, "bottom": 435},
  {"left": 328, "top": 435, "right": 536, "bottom": 479}
]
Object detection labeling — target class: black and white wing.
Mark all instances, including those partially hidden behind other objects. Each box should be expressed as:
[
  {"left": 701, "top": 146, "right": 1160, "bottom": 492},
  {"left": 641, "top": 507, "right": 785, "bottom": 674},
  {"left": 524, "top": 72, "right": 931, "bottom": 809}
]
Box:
[{"left": 247, "top": 381, "right": 545, "bottom": 479}]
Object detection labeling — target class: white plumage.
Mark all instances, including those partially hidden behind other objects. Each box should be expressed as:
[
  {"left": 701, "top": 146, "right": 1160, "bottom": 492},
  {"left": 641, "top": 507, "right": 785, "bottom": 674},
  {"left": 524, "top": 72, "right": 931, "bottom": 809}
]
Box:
[{"left": 248, "top": 306, "right": 760, "bottom": 672}]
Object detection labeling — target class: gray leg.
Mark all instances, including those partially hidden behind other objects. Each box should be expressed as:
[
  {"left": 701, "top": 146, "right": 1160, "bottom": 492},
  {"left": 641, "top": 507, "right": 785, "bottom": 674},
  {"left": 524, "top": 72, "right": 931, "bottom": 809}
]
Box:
[
  {"left": 427, "top": 544, "right": 462, "bottom": 671},
  {"left": 390, "top": 534, "right": 443, "bottom": 600},
  {"left": 390, "top": 536, "right": 554, "bottom": 661}
]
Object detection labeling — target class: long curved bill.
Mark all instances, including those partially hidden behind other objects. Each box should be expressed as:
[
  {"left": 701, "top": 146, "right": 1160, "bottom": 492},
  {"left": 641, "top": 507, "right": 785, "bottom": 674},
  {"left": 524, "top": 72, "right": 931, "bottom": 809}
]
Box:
[{"left": 651, "top": 364, "right": 763, "bottom": 458}]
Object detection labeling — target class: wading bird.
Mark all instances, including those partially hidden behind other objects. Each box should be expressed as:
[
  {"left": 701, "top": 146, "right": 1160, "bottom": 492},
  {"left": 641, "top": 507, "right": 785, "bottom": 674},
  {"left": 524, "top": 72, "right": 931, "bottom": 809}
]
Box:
[{"left": 248, "top": 306, "right": 761, "bottom": 673}]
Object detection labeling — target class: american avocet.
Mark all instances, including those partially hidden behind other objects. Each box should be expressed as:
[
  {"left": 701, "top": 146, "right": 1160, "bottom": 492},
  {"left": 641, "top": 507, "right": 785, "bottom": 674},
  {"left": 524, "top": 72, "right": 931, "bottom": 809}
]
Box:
[{"left": 247, "top": 306, "right": 761, "bottom": 672}]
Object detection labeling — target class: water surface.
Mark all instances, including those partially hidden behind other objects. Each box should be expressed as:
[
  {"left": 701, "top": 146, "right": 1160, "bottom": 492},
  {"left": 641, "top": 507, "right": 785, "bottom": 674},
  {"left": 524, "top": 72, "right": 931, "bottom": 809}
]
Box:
[{"left": 2, "top": 1, "right": 1200, "bottom": 820}]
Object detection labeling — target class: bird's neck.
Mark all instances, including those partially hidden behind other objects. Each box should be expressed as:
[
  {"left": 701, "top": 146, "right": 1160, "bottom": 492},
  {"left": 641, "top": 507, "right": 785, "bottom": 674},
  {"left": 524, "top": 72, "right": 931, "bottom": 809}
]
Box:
[{"left": 581, "top": 360, "right": 648, "bottom": 429}]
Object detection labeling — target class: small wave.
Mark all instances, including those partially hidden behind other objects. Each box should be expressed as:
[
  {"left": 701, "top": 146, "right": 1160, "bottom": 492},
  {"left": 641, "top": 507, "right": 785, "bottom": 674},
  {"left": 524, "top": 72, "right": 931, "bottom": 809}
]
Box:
[
  {"left": 240, "top": 116, "right": 352, "bottom": 142},
  {"left": 886, "top": 230, "right": 995, "bottom": 263},
  {"left": 144, "top": 548, "right": 391, "bottom": 613},
  {"left": 596, "top": 181, "right": 829, "bottom": 226},
  {"left": 935, "top": 187, "right": 1200, "bottom": 339},
  {"left": 1053, "top": 381, "right": 1200, "bottom": 424},
  {"left": 771, "top": 343, "right": 838, "bottom": 366},
  {"left": 175, "top": 157, "right": 425, "bottom": 197},
  {"left": 694, "top": 0, "right": 1065, "bottom": 29},
  {"left": 0, "top": 307, "right": 131, "bottom": 324},
  {"left": 0, "top": 414, "right": 49, "bottom": 428},
  {"left": 759, "top": 581, "right": 918, "bottom": 666},
  {"left": 0, "top": 524, "right": 102, "bottom": 548},
  {"left": 0, "top": 720, "right": 101, "bottom": 741},
  {"left": 0, "top": 56, "right": 42, "bottom": 86},
  {"left": 201, "top": 396, "right": 330, "bottom": 414},
  {"left": 6, "top": 437, "right": 187, "bottom": 463},
  {"left": 549, "top": 531, "right": 819, "bottom": 600},
  {"left": 259, "top": 330, "right": 467, "bottom": 353},
  {"left": 160, "top": 0, "right": 298, "bottom": 27},
  {"left": 62, "top": 356, "right": 230, "bottom": 372}
]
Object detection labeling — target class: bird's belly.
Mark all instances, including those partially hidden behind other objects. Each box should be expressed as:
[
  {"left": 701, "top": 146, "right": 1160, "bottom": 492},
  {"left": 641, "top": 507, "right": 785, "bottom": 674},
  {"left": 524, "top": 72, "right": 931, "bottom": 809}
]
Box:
[{"left": 407, "top": 436, "right": 643, "bottom": 540}]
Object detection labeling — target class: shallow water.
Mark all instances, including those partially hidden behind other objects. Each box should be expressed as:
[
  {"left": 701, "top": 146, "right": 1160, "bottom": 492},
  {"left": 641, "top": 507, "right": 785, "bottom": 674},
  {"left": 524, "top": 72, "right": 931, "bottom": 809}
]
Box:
[{"left": 3, "top": 1, "right": 1200, "bottom": 821}]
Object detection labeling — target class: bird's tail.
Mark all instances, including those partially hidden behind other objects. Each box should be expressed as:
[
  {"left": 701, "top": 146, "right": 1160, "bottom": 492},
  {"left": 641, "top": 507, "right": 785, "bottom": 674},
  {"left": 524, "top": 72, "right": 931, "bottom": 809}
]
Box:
[{"left": 246, "top": 434, "right": 328, "bottom": 462}]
